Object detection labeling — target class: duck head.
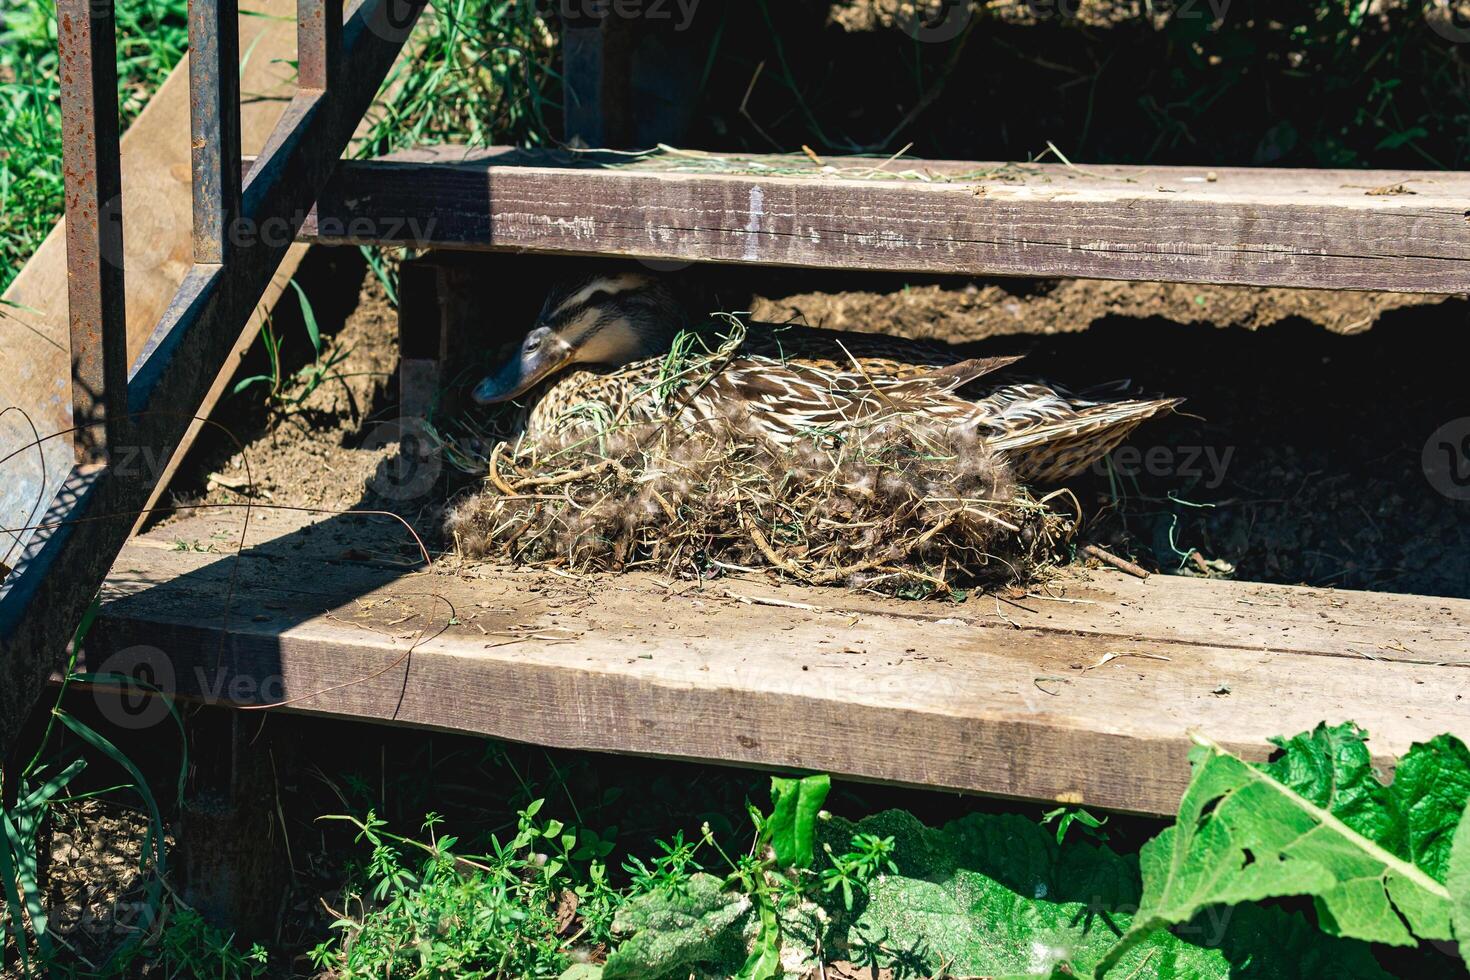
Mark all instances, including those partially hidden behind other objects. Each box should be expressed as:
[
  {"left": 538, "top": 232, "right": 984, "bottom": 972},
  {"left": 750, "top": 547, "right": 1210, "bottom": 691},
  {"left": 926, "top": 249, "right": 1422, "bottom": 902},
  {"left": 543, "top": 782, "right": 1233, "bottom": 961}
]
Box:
[{"left": 472, "top": 272, "right": 684, "bottom": 404}]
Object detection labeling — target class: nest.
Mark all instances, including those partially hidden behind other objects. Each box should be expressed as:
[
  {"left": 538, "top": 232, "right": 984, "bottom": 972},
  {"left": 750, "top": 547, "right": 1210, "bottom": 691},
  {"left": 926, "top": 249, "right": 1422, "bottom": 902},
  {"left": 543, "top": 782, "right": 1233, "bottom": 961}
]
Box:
[{"left": 445, "top": 332, "right": 1074, "bottom": 596}]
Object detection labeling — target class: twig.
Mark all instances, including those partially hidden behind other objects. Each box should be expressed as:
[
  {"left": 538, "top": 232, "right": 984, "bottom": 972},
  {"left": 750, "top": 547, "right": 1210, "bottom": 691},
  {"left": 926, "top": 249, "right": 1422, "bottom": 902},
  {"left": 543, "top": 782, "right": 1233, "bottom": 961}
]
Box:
[
  {"left": 719, "top": 588, "right": 823, "bottom": 612},
  {"left": 487, "top": 440, "right": 518, "bottom": 496},
  {"left": 857, "top": 141, "right": 915, "bottom": 179},
  {"left": 1082, "top": 544, "right": 1149, "bottom": 579},
  {"left": 1081, "top": 651, "right": 1172, "bottom": 672},
  {"left": 867, "top": 17, "right": 978, "bottom": 152},
  {"left": 738, "top": 61, "right": 783, "bottom": 151}
]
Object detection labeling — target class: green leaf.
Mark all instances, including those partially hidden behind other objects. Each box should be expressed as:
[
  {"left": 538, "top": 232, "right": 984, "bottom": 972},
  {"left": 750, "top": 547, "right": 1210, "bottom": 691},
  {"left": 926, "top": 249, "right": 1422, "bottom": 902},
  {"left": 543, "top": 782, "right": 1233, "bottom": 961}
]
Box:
[
  {"left": 1375, "top": 127, "right": 1428, "bottom": 151},
  {"left": 1099, "top": 731, "right": 1455, "bottom": 976},
  {"left": 768, "top": 774, "right": 830, "bottom": 869},
  {"left": 834, "top": 810, "right": 1204, "bottom": 977},
  {"left": 1449, "top": 798, "right": 1470, "bottom": 966},
  {"left": 4, "top": 757, "right": 86, "bottom": 959},
  {"left": 603, "top": 801, "right": 1386, "bottom": 979},
  {"left": 1263, "top": 723, "right": 1400, "bottom": 849},
  {"left": 1386, "top": 734, "right": 1470, "bottom": 882},
  {"left": 287, "top": 278, "right": 321, "bottom": 356},
  {"left": 734, "top": 896, "right": 781, "bottom": 980},
  {"left": 602, "top": 873, "right": 752, "bottom": 980},
  {"left": 231, "top": 374, "right": 275, "bottom": 396},
  {"left": 1264, "top": 724, "right": 1470, "bottom": 884},
  {"left": 0, "top": 814, "right": 31, "bottom": 974},
  {"left": 828, "top": 809, "right": 1383, "bottom": 979},
  {"left": 56, "top": 707, "right": 169, "bottom": 962}
]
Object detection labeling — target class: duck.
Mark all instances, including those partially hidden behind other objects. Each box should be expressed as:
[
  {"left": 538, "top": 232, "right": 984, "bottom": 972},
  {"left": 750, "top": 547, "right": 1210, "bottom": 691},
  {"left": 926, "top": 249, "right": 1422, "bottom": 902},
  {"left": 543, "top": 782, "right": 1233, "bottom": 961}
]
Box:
[{"left": 471, "top": 271, "right": 1179, "bottom": 484}]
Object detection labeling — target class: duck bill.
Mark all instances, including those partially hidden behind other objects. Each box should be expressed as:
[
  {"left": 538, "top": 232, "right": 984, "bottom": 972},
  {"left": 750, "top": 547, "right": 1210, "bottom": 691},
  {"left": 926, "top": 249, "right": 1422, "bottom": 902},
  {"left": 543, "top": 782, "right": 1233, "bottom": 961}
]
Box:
[{"left": 471, "top": 346, "right": 569, "bottom": 405}]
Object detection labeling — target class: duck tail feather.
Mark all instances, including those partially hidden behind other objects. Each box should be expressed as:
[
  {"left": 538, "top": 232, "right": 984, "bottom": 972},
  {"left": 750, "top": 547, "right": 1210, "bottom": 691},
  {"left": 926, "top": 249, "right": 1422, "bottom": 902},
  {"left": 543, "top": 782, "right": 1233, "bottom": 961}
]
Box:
[{"left": 988, "top": 397, "right": 1183, "bottom": 483}]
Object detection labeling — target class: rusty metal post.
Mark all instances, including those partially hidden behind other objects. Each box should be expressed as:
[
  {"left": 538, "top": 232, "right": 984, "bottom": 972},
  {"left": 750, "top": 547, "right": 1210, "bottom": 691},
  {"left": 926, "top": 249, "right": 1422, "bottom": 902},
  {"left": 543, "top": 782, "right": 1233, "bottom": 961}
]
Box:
[
  {"left": 298, "top": 0, "right": 343, "bottom": 91},
  {"left": 57, "top": 0, "right": 128, "bottom": 466},
  {"left": 3, "top": 0, "right": 423, "bottom": 763},
  {"left": 189, "top": 0, "right": 243, "bottom": 264}
]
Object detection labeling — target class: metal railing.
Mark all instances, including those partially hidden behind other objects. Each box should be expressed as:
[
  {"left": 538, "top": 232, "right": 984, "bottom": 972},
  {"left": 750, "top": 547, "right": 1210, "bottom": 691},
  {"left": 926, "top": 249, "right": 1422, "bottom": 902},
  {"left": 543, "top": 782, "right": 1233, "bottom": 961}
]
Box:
[{"left": 0, "top": 0, "right": 424, "bottom": 754}]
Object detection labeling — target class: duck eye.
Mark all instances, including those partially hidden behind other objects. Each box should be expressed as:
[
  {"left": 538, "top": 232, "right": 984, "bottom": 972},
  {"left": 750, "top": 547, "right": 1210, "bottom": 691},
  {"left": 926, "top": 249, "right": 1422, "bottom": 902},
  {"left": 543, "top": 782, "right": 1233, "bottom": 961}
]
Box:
[{"left": 524, "top": 336, "right": 541, "bottom": 353}]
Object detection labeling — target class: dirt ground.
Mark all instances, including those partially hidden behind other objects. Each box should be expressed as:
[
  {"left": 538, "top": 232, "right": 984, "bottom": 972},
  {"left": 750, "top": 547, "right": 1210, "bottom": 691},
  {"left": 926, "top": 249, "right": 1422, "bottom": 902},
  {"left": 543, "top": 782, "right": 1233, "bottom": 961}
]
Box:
[
  {"left": 41, "top": 799, "right": 159, "bottom": 968},
  {"left": 830, "top": 0, "right": 1213, "bottom": 33},
  {"left": 164, "top": 249, "right": 1469, "bottom": 600}
]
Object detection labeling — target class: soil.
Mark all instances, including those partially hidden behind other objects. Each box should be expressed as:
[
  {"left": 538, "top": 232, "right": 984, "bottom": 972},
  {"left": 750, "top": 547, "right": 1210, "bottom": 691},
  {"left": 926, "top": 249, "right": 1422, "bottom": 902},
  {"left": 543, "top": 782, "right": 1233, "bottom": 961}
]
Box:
[
  {"left": 829, "top": 0, "right": 1176, "bottom": 33},
  {"left": 165, "top": 248, "right": 413, "bottom": 516},
  {"left": 43, "top": 799, "right": 159, "bottom": 967},
  {"left": 165, "top": 251, "right": 1470, "bottom": 600}
]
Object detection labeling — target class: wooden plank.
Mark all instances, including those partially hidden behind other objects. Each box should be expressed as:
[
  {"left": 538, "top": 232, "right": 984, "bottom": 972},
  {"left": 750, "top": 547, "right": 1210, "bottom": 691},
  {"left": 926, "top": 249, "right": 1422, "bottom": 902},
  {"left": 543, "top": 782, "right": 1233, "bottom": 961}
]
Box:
[
  {"left": 561, "top": 16, "right": 634, "bottom": 148},
  {"left": 729, "top": 571, "right": 1470, "bottom": 668},
  {"left": 296, "top": 146, "right": 1470, "bottom": 294},
  {"left": 0, "top": 0, "right": 309, "bottom": 555},
  {"left": 85, "top": 509, "right": 1470, "bottom": 816},
  {"left": 118, "top": 511, "right": 1470, "bottom": 670}
]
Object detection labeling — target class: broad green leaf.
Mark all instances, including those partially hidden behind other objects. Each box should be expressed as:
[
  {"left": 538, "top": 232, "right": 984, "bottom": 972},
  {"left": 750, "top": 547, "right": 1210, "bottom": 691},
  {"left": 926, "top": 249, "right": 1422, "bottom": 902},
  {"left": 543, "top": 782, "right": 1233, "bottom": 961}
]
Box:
[
  {"left": 1264, "top": 723, "right": 1400, "bottom": 850},
  {"left": 830, "top": 809, "right": 1382, "bottom": 979},
  {"left": 601, "top": 873, "right": 752, "bottom": 980},
  {"left": 604, "top": 803, "right": 1385, "bottom": 979},
  {"left": 768, "top": 774, "right": 829, "bottom": 869},
  {"left": 1099, "top": 732, "right": 1455, "bottom": 976},
  {"left": 1266, "top": 724, "right": 1470, "bottom": 885},
  {"left": 1449, "top": 798, "right": 1470, "bottom": 966},
  {"left": 1386, "top": 734, "right": 1470, "bottom": 882}
]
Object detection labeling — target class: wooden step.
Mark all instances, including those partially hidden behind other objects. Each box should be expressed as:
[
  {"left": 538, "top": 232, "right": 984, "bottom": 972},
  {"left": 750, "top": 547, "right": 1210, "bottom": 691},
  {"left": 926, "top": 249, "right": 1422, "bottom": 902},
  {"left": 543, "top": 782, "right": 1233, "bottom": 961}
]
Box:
[
  {"left": 295, "top": 145, "right": 1470, "bottom": 293},
  {"left": 84, "top": 508, "right": 1470, "bottom": 816}
]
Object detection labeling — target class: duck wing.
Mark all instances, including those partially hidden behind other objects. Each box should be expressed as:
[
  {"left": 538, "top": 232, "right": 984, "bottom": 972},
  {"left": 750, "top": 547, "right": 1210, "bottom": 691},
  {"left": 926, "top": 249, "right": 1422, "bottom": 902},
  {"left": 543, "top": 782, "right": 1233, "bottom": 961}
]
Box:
[
  {"left": 525, "top": 351, "right": 1178, "bottom": 487},
  {"left": 679, "top": 356, "right": 998, "bottom": 441}
]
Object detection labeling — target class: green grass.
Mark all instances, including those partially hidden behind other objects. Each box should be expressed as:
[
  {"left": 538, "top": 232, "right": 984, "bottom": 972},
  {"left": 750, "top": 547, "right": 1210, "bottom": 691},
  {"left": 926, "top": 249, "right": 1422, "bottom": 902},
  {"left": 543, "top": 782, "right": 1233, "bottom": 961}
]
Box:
[
  {"left": 0, "top": 0, "right": 188, "bottom": 293},
  {"left": 357, "top": 0, "right": 556, "bottom": 158}
]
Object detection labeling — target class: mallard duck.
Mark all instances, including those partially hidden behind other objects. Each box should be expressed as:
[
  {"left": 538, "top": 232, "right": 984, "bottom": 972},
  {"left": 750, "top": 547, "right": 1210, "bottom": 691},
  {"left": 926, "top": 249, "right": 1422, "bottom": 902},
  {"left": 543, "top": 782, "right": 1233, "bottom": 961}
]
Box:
[{"left": 472, "top": 272, "right": 1179, "bottom": 484}]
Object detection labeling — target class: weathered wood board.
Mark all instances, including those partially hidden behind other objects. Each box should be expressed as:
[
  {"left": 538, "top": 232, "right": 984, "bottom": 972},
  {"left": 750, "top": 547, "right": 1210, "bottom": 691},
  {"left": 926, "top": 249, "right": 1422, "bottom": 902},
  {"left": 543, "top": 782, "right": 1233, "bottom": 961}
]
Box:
[
  {"left": 84, "top": 509, "right": 1470, "bottom": 816},
  {"left": 297, "top": 145, "right": 1470, "bottom": 293}
]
